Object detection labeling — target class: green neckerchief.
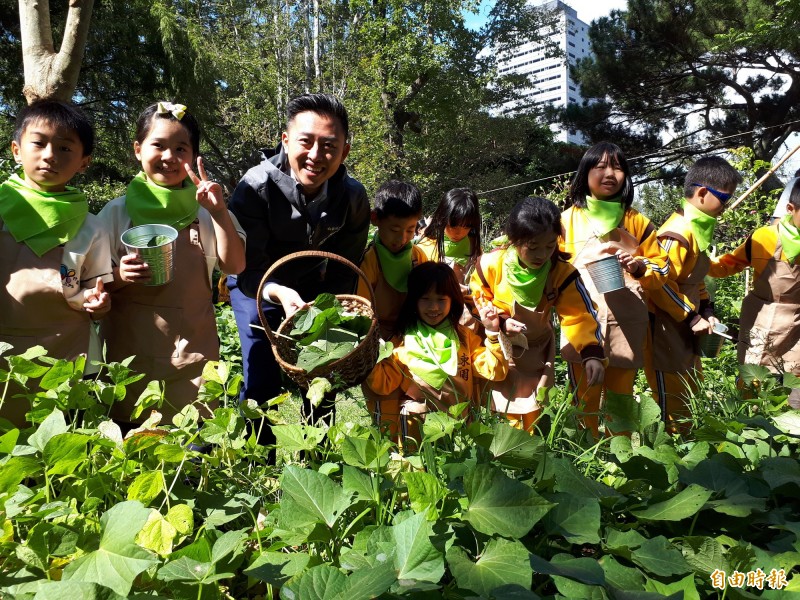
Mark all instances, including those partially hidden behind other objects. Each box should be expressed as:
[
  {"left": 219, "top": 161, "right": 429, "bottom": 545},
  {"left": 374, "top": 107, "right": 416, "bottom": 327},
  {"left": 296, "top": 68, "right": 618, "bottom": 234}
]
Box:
[
  {"left": 682, "top": 200, "right": 716, "bottom": 252},
  {"left": 443, "top": 234, "right": 472, "bottom": 267},
  {"left": 0, "top": 173, "right": 88, "bottom": 257},
  {"left": 375, "top": 237, "right": 414, "bottom": 292},
  {"left": 585, "top": 196, "right": 624, "bottom": 237},
  {"left": 125, "top": 171, "right": 199, "bottom": 230},
  {"left": 779, "top": 215, "right": 800, "bottom": 263},
  {"left": 404, "top": 320, "right": 459, "bottom": 389},
  {"left": 502, "top": 247, "right": 552, "bottom": 308}
]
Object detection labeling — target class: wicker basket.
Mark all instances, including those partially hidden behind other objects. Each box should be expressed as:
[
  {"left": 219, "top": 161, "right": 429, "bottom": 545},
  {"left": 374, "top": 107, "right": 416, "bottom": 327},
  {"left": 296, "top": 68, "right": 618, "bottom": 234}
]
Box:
[{"left": 256, "top": 250, "right": 380, "bottom": 389}]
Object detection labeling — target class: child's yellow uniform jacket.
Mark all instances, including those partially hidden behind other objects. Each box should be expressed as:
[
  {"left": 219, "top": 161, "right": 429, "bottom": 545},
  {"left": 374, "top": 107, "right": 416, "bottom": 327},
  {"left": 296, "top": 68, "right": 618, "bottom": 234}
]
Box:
[
  {"left": 470, "top": 249, "right": 604, "bottom": 362},
  {"left": 709, "top": 224, "right": 788, "bottom": 280},
  {"left": 561, "top": 206, "right": 669, "bottom": 368},
  {"left": 469, "top": 248, "right": 603, "bottom": 413},
  {"left": 709, "top": 224, "right": 800, "bottom": 374},
  {"left": 647, "top": 212, "right": 714, "bottom": 371}
]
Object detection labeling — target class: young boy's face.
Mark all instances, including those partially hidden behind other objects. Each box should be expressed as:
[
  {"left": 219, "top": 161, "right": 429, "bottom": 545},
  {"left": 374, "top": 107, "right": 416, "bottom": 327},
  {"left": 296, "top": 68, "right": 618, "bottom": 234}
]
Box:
[
  {"left": 373, "top": 213, "right": 419, "bottom": 254},
  {"left": 787, "top": 204, "right": 800, "bottom": 229},
  {"left": 686, "top": 184, "right": 735, "bottom": 217},
  {"left": 11, "top": 119, "right": 90, "bottom": 193}
]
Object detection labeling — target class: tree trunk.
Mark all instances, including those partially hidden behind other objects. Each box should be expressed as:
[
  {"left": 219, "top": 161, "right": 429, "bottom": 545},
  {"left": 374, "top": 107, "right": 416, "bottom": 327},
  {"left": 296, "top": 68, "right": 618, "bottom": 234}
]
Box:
[
  {"left": 303, "top": 0, "right": 311, "bottom": 93},
  {"left": 312, "top": 0, "right": 320, "bottom": 90},
  {"left": 19, "top": 0, "right": 95, "bottom": 103}
]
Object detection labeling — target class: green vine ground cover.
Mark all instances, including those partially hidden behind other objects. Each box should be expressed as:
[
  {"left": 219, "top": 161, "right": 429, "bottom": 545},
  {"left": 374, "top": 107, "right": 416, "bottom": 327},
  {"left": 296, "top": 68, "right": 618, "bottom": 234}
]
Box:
[{"left": 1, "top": 303, "right": 799, "bottom": 599}]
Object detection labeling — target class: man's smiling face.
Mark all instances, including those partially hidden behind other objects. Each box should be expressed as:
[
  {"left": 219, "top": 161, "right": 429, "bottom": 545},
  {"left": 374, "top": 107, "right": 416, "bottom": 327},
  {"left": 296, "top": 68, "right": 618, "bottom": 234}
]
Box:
[{"left": 281, "top": 111, "right": 350, "bottom": 198}]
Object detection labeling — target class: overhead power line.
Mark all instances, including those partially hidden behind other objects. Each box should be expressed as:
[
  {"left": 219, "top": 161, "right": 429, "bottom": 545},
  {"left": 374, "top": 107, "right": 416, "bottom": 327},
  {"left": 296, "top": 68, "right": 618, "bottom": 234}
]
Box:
[{"left": 478, "top": 118, "right": 800, "bottom": 196}]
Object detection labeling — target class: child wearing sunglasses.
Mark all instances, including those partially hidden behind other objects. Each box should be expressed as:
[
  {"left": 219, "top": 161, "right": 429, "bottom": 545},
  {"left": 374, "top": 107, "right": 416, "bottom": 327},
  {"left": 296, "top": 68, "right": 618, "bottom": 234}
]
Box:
[{"left": 645, "top": 156, "right": 742, "bottom": 433}]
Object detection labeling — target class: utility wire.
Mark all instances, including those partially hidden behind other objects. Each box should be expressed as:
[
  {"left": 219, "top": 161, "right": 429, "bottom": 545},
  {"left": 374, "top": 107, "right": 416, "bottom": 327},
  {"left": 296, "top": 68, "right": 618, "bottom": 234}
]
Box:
[{"left": 478, "top": 118, "right": 800, "bottom": 196}]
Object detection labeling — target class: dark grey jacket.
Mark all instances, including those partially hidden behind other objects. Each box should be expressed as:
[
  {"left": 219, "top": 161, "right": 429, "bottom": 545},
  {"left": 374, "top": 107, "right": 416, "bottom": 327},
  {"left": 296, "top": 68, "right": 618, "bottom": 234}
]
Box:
[{"left": 228, "top": 145, "right": 370, "bottom": 300}]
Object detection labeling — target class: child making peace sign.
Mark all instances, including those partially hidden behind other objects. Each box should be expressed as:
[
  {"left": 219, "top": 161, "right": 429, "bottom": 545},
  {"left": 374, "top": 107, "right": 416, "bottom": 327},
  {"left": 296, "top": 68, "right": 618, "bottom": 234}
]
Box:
[{"left": 98, "top": 102, "right": 245, "bottom": 426}]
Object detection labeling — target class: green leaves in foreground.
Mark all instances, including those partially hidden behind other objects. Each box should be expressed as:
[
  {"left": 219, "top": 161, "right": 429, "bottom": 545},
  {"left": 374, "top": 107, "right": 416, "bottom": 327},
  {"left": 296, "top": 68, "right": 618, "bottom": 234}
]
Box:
[
  {"left": 62, "top": 501, "right": 158, "bottom": 596},
  {"left": 463, "top": 463, "right": 554, "bottom": 538},
  {"left": 279, "top": 465, "right": 354, "bottom": 528},
  {"left": 631, "top": 484, "right": 713, "bottom": 521},
  {"left": 447, "top": 538, "right": 532, "bottom": 596}
]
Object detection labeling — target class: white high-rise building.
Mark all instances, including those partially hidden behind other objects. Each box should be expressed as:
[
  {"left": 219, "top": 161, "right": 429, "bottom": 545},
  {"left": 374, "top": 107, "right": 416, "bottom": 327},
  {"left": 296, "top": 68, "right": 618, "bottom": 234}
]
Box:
[{"left": 496, "top": 0, "right": 592, "bottom": 144}]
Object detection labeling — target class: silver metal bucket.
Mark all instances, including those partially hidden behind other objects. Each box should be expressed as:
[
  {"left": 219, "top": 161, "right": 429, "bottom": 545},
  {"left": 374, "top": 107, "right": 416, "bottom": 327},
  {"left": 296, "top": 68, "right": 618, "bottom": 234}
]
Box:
[
  {"left": 121, "top": 224, "right": 178, "bottom": 286},
  {"left": 585, "top": 255, "right": 625, "bottom": 293}
]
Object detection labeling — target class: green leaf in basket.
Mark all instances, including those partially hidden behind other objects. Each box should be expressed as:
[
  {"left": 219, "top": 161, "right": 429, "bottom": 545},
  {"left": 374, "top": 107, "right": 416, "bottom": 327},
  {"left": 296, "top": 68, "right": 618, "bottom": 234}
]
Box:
[
  {"left": 310, "top": 327, "right": 360, "bottom": 347},
  {"left": 289, "top": 293, "right": 373, "bottom": 373},
  {"left": 296, "top": 341, "right": 355, "bottom": 373},
  {"left": 290, "top": 305, "right": 324, "bottom": 335},
  {"left": 339, "top": 313, "right": 372, "bottom": 336}
]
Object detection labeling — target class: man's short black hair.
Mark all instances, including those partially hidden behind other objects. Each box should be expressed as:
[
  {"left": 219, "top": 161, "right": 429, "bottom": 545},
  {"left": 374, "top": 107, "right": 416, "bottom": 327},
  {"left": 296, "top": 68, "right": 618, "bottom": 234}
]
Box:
[
  {"left": 286, "top": 93, "right": 349, "bottom": 139},
  {"left": 373, "top": 180, "right": 423, "bottom": 220},
  {"left": 14, "top": 99, "right": 95, "bottom": 156}
]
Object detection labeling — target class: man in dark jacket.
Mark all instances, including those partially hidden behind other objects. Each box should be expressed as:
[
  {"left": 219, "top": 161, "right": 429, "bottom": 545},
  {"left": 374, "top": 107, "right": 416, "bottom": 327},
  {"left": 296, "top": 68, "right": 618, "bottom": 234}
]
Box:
[{"left": 227, "top": 93, "right": 369, "bottom": 431}]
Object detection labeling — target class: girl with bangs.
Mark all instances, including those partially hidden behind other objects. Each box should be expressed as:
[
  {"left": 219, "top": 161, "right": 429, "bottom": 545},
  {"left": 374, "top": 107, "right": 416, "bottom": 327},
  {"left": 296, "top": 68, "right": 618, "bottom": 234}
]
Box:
[
  {"left": 470, "top": 197, "right": 605, "bottom": 432},
  {"left": 416, "top": 188, "right": 482, "bottom": 329},
  {"left": 364, "top": 262, "right": 507, "bottom": 443},
  {"left": 561, "top": 142, "right": 669, "bottom": 434}
]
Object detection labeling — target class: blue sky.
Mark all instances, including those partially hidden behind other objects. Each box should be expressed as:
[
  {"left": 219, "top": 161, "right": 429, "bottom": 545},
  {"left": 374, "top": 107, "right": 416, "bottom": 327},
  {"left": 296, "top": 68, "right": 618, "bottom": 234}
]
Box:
[{"left": 463, "top": 0, "right": 628, "bottom": 30}]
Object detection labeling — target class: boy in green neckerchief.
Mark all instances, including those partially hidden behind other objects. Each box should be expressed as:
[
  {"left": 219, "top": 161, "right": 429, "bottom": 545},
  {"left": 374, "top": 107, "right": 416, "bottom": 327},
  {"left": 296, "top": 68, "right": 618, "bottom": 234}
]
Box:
[
  {"left": 357, "top": 180, "right": 427, "bottom": 441},
  {"left": 357, "top": 180, "right": 427, "bottom": 340},
  {"left": 709, "top": 176, "right": 800, "bottom": 410},
  {"left": 0, "top": 100, "right": 112, "bottom": 426},
  {"left": 645, "top": 156, "right": 742, "bottom": 433}
]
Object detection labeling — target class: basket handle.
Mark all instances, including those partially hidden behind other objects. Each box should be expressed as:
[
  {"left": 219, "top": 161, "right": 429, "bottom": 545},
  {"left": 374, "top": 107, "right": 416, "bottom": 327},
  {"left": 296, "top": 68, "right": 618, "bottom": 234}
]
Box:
[{"left": 255, "top": 250, "right": 376, "bottom": 346}]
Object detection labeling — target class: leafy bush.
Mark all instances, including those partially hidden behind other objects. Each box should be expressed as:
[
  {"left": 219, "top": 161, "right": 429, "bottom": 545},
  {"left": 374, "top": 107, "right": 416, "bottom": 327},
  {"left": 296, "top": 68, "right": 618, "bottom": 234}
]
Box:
[{"left": 1, "top": 344, "right": 798, "bottom": 599}]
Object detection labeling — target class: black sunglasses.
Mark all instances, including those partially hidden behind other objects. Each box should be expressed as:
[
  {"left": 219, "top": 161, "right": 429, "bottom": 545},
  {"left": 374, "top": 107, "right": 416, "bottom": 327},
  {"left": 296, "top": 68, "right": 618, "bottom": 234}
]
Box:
[{"left": 690, "top": 182, "right": 733, "bottom": 203}]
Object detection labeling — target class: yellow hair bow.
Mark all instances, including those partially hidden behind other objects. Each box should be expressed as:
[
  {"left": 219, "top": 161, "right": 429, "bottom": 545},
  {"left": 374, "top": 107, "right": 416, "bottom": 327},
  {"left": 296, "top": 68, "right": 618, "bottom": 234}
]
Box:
[{"left": 156, "top": 101, "right": 187, "bottom": 120}]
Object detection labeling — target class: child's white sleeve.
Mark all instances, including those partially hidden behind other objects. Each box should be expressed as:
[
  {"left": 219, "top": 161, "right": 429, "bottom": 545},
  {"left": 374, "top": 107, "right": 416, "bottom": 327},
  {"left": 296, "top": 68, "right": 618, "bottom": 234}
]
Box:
[{"left": 61, "top": 213, "right": 114, "bottom": 309}]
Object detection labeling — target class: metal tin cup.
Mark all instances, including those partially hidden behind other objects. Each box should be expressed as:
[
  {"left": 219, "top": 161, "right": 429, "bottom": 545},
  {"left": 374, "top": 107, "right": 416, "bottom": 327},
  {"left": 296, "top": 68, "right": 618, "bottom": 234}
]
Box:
[
  {"left": 121, "top": 224, "right": 178, "bottom": 286},
  {"left": 585, "top": 255, "right": 625, "bottom": 293},
  {"left": 699, "top": 322, "right": 729, "bottom": 358}
]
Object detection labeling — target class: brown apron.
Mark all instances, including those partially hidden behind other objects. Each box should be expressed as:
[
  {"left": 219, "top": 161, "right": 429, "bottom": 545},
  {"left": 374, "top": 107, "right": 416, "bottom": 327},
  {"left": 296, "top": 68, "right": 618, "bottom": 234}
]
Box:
[
  {"left": 739, "top": 238, "right": 800, "bottom": 374},
  {"left": 651, "top": 235, "right": 709, "bottom": 372},
  {"left": 488, "top": 294, "right": 556, "bottom": 414},
  {"left": 101, "top": 221, "right": 218, "bottom": 422},
  {"left": 446, "top": 261, "right": 481, "bottom": 335},
  {"left": 361, "top": 257, "right": 408, "bottom": 428},
  {"left": 373, "top": 260, "right": 406, "bottom": 341},
  {"left": 0, "top": 225, "right": 90, "bottom": 425},
  {"left": 562, "top": 226, "right": 648, "bottom": 369}
]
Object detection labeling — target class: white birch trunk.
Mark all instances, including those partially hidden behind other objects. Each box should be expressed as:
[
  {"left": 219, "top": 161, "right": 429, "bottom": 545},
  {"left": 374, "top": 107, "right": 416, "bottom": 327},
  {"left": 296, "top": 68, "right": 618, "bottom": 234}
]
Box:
[{"left": 312, "top": 0, "right": 320, "bottom": 89}]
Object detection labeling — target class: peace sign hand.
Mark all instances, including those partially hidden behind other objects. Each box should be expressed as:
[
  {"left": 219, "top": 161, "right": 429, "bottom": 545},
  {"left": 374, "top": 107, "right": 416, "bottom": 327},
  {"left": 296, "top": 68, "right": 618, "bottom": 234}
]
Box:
[{"left": 184, "top": 157, "right": 225, "bottom": 215}]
